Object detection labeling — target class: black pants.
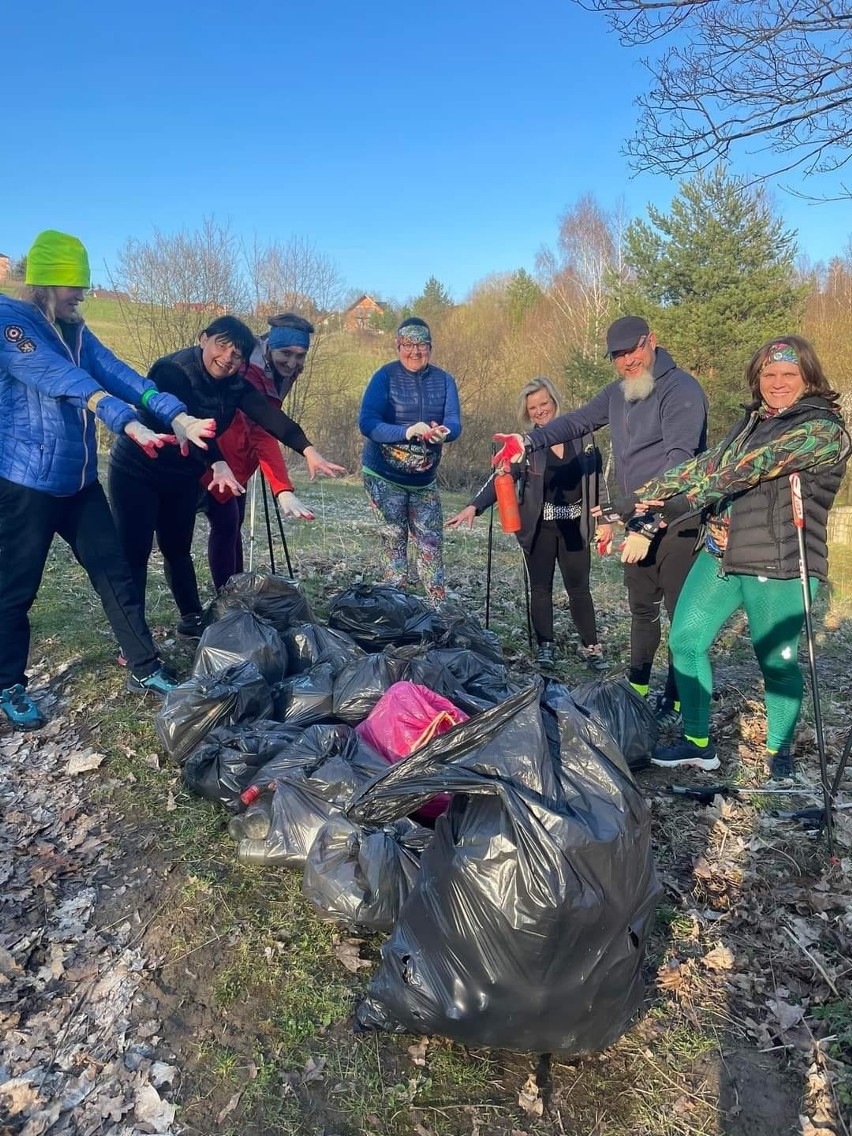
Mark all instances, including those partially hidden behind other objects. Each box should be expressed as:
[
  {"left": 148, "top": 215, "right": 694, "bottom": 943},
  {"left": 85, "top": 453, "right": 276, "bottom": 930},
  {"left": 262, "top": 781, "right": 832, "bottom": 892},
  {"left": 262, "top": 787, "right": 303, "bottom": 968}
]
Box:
[
  {"left": 623, "top": 516, "right": 700, "bottom": 697},
  {"left": 0, "top": 477, "right": 159, "bottom": 688},
  {"left": 524, "top": 519, "right": 598, "bottom": 646},
  {"left": 108, "top": 460, "right": 203, "bottom": 622}
]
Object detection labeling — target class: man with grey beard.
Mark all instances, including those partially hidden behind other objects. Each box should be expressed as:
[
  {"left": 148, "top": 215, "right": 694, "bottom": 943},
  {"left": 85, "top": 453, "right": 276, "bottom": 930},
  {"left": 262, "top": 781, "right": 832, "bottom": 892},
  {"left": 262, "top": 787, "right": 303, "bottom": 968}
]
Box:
[{"left": 494, "top": 316, "right": 707, "bottom": 724}]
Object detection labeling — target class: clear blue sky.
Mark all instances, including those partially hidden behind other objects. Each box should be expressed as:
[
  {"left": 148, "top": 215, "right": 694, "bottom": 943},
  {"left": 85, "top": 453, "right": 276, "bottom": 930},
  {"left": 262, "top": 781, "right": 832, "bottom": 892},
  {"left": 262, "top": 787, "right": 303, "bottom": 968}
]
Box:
[{"left": 4, "top": 0, "right": 850, "bottom": 304}]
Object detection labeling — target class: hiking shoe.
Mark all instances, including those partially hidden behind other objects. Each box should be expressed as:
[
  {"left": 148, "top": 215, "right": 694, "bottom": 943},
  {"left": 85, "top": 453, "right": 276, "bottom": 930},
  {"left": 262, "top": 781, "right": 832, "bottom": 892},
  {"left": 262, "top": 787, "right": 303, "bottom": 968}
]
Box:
[
  {"left": 577, "top": 643, "right": 610, "bottom": 671},
  {"left": 768, "top": 747, "right": 796, "bottom": 782},
  {"left": 0, "top": 684, "right": 46, "bottom": 731},
  {"left": 651, "top": 738, "right": 720, "bottom": 771},
  {"left": 652, "top": 694, "right": 682, "bottom": 730},
  {"left": 535, "top": 641, "right": 556, "bottom": 670},
  {"left": 126, "top": 666, "right": 179, "bottom": 697},
  {"left": 176, "top": 612, "right": 206, "bottom": 640}
]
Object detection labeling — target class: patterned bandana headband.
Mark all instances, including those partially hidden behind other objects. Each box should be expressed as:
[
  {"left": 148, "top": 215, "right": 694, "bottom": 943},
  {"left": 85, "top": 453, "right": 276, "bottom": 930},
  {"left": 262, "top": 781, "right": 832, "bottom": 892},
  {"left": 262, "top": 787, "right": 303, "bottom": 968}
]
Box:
[
  {"left": 397, "top": 324, "right": 431, "bottom": 346},
  {"left": 763, "top": 342, "right": 799, "bottom": 366}
]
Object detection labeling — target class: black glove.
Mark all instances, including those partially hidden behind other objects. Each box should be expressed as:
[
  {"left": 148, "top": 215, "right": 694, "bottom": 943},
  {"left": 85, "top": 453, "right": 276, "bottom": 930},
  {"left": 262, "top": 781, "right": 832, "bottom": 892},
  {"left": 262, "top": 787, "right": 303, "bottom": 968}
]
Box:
[
  {"left": 661, "top": 493, "right": 695, "bottom": 523},
  {"left": 626, "top": 512, "right": 664, "bottom": 540},
  {"left": 612, "top": 493, "right": 639, "bottom": 522}
]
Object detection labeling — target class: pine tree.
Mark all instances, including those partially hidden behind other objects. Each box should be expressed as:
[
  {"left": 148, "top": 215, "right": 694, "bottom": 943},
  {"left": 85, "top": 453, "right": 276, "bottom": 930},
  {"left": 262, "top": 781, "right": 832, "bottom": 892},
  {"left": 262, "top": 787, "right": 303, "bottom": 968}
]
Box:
[{"left": 623, "top": 166, "right": 807, "bottom": 427}]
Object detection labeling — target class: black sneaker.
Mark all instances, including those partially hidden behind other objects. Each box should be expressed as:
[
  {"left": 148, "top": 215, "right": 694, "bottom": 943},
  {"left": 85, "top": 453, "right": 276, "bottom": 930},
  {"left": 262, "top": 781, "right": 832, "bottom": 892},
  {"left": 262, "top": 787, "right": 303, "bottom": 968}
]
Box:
[
  {"left": 536, "top": 641, "right": 556, "bottom": 670},
  {"left": 0, "top": 684, "right": 46, "bottom": 731},
  {"left": 176, "top": 612, "right": 206, "bottom": 640},
  {"left": 651, "top": 738, "right": 720, "bottom": 771},
  {"left": 652, "top": 694, "right": 682, "bottom": 730},
  {"left": 768, "top": 747, "right": 796, "bottom": 781},
  {"left": 576, "top": 643, "right": 610, "bottom": 671},
  {"left": 126, "top": 667, "right": 179, "bottom": 697}
]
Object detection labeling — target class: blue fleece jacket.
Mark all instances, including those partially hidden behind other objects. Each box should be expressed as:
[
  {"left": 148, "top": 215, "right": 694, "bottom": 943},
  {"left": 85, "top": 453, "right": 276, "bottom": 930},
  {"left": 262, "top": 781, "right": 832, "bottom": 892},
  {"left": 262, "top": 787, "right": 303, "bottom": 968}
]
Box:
[
  {"left": 531, "top": 347, "right": 707, "bottom": 494},
  {"left": 359, "top": 360, "right": 462, "bottom": 488}
]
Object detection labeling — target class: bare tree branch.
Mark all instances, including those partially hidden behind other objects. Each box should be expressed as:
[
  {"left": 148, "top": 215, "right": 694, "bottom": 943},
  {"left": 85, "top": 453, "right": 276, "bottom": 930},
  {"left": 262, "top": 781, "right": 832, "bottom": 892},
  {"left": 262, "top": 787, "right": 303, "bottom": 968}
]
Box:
[{"left": 576, "top": 0, "right": 852, "bottom": 192}]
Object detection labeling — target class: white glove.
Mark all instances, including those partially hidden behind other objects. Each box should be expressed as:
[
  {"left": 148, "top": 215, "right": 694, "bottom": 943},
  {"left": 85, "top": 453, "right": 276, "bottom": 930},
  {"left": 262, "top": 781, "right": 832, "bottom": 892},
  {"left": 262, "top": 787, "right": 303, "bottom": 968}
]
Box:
[
  {"left": 405, "top": 421, "right": 431, "bottom": 440},
  {"left": 173, "top": 412, "right": 217, "bottom": 456},
  {"left": 124, "top": 420, "right": 175, "bottom": 459},
  {"left": 620, "top": 531, "right": 652, "bottom": 564},
  {"left": 277, "top": 490, "right": 315, "bottom": 520},
  {"left": 423, "top": 423, "right": 451, "bottom": 443},
  {"left": 208, "top": 461, "right": 246, "bottom": 497}
]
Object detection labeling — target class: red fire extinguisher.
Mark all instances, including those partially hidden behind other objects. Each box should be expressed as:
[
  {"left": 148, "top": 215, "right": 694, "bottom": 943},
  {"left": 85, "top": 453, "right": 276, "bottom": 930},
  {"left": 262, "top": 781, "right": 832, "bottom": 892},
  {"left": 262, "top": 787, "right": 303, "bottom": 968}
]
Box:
[{"left": 494, "top": 465, "right": 521, "bottom": 533}]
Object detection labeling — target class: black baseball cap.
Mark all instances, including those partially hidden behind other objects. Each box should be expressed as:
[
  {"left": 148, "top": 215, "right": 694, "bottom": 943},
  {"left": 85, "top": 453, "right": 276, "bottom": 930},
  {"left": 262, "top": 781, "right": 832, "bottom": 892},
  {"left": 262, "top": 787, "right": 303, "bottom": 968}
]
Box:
[{"left": 606, "top": 316, "right": 650, "bottom": 357}]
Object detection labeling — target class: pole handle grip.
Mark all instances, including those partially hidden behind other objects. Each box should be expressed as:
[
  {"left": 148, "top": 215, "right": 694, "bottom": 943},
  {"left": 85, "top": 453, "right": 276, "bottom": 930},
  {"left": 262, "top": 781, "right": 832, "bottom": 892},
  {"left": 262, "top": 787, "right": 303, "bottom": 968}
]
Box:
[{"left": 790, "top": 472, "right": 805, "bottom": 529}]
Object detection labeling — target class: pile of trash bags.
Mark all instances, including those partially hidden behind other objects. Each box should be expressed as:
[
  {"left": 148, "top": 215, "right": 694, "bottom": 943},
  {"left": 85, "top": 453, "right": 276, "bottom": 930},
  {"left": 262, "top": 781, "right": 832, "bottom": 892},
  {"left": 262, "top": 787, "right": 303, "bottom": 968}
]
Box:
[{"left": 155, "top": 574, "right": 661, "bottom": 1056}]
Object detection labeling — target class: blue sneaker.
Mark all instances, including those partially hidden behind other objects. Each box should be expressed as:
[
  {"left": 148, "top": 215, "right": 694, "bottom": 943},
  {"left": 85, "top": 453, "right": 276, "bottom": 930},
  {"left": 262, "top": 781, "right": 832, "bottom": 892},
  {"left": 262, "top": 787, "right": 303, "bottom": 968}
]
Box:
[
  {"left": 126, "top": 666, "right": 178, "bottom": 697},
  {"left": 0, "top": 684, "right": 46, "bottom": 731},
  {"left": 651, "top": 737, "right": 720, "bottom": 771}
]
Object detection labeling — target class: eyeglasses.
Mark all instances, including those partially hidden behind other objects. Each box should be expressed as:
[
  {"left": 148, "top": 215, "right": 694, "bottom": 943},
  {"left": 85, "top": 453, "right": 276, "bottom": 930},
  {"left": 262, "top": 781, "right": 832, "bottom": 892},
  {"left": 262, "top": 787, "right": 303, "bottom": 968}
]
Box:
[
  {"left": 399, "top": 340, "right": 431, "bottom": 353},
  {"left": 610, "top": 335, "right": 648, "bottom": 360}
]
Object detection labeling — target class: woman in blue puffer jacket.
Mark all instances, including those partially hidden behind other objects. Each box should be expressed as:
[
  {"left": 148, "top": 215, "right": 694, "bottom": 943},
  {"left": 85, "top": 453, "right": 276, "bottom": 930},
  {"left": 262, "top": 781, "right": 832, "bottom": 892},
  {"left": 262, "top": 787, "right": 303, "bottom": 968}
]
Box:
[
  {"left": 0, "top": 230, "right": 215, "bottom": 730},
  {"left": 358, "top": 318, "right": 461, "bottom": 602}
]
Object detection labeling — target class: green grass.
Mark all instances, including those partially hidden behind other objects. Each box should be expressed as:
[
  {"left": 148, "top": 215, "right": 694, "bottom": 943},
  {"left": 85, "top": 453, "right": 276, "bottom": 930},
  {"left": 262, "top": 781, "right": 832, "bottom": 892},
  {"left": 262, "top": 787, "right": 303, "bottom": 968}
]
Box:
[{"left": 18, "top": 476, "right": 852, "bottom": 1136}]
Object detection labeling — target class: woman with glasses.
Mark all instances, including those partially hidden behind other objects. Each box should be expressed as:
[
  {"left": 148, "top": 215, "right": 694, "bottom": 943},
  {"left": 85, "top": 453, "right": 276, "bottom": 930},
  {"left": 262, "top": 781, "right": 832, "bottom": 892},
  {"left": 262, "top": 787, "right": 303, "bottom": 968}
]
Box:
[
  {"left": 359, "top": 317, "right": 462, "bottom": 602},
  {"left": 109, "top": 315, "right": 343, "bottom": 638},
  {"left": 448, "top": 376, "right": 611, "bottom": 671}
]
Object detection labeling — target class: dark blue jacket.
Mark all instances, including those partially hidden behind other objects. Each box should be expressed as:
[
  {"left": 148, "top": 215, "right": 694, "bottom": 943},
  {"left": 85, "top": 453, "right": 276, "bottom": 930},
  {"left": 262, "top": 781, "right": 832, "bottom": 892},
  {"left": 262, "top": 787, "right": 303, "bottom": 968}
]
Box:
[
  {"left": 0, "top": 295, "right": 178, "bottom": 496},
  {"left": 359, "top": 360, "right": 462, "bottom": 488},
  {"left": 532, "top": 348, "right": 707, "bottom": 494}
]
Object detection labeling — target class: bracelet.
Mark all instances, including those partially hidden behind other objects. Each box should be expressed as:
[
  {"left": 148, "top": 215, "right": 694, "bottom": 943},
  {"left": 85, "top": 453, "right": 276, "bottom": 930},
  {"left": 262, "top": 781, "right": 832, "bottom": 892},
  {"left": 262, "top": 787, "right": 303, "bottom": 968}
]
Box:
[
  {"left": 140, "top": 388, "right": 156, "bottom": 408},
  {"left": 86, "top": 390, "right": 108, "bottom": 412}
]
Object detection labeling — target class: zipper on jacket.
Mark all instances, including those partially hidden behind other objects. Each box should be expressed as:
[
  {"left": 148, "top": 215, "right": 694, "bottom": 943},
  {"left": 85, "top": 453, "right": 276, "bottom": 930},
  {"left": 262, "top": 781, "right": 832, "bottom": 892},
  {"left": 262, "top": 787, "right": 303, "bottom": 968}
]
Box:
[{"left": 37, "top": 309, "right": 92, "bottom": 491}]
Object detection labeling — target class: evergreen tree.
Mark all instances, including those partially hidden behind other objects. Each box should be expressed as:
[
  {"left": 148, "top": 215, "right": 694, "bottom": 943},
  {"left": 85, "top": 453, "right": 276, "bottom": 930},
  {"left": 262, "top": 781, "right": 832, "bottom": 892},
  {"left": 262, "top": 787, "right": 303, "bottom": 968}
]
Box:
[
  {"left": 622, "top": 166, "right": 807, "bottom": 427},
  {"left": 506, "top": 268, "right": 543, "bottom": 325},
  {"left": 412, "top": 276, "right": 453, "bottom": 325}
]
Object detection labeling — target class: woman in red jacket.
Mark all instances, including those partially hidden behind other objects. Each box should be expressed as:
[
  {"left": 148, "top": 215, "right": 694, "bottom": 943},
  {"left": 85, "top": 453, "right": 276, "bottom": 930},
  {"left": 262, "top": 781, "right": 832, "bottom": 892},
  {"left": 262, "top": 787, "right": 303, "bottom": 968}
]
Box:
[{"left": 203, "top": 314, "right": 318, "bottom": 590}]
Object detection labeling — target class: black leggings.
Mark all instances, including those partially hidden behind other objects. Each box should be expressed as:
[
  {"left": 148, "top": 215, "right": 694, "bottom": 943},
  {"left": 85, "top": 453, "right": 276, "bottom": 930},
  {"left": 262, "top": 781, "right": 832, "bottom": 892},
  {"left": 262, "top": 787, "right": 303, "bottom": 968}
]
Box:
[
  {"left": 0, "top": 477, "right": 159, "bottom": 686},
  {"left": 524, "top": 519, "right": 597, "bottom": 646},
  {"left": 108, "top": 461, "right": 202, "bottom": 621}
]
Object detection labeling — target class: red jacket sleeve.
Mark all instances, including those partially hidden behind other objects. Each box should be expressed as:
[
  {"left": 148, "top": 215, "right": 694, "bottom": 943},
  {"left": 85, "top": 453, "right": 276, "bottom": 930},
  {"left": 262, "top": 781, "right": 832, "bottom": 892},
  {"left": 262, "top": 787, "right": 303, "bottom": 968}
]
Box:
[{"left": 253, "top": 423, "right": 294, "bottom": 495}]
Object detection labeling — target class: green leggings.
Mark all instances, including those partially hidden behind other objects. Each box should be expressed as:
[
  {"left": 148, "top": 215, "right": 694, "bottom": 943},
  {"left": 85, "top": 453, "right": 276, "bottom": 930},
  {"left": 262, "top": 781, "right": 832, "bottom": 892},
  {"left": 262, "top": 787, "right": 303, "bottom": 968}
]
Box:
[{"left": 669, "top": 551, "right": 819, "bottom": 751}]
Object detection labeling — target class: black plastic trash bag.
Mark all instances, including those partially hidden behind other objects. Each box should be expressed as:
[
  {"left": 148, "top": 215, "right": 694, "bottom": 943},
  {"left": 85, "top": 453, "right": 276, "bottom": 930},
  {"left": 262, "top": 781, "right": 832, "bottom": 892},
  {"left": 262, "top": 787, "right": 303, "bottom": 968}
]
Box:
[
  {"left": 273, "top": 662, "right": 336, "bottom": 728},
  {"left": 283, "top": 622, "right": 365, "bottom": 676},
  {"left": 303, "top": 816, "right": 432, "bottom": 932},
  {"left": 328, "top": 585, "right": 434, "bottom": 651},
  {"left": 349, "top": 681, "right": 660, "bottom": 1055},
  {"left": 570, "top": 677, "right": 659, "bottom": 773},
  {"left": 331, "top": 652, "right": 409, "bottom": 724},
  {"left": 211, "top": 572, "right": 314, "bottom": 631},
  {"left": 236, "top": 723, "right": 388, "bottom": 868},
  {"left": 192, "top": 610, "right": 288, "bottom": 685},
  {"left": 155, "top": 661, "right": 274, "bottom": 765},
  {"left": 182, "top": 719, "right": 303, "bottom": 810},
  {"left": 422, "top": 647, "right": 518, "bottom": 714},
  {"left": 430, "top": 605, "right": 504, "bottom": 664}
]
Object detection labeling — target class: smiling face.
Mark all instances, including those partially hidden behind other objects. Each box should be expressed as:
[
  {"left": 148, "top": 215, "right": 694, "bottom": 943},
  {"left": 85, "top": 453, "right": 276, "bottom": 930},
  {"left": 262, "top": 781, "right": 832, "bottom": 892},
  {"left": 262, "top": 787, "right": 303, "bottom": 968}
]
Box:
[
  {"left": 199, "top": 333, "right": 245, "bottom": 379},
  {"left": 525, "top": 387, "right": 557, "bottom": 427},
  {"left": 267, "top": 345, "right": 308, "bottom": 386},
  {"left": 759, "top": 360, "right": 806, "bottom": 410},
  {"left": 611, "top": 332, "right": 656, "bottom": 381},
  {"left": 53, "top": 287, "right": 86, "bottom": 322}
]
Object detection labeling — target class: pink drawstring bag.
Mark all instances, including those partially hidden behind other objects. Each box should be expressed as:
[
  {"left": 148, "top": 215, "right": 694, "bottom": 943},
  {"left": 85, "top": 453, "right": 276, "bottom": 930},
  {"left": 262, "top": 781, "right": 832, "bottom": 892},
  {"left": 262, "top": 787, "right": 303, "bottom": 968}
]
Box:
[{"left": 356, "top": 682, "right": 468, "bottom": 819}]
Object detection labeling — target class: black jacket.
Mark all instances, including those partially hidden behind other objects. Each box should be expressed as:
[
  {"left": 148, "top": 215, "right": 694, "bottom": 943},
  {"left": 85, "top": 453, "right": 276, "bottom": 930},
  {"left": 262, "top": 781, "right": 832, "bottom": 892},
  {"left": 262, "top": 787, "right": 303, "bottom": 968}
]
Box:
[
  {"left": 111, "top": 346, "right": 311, "bottom": 480},
  {"left": 719, "top": 397, "right": 849, "bottom": 583},
  {"left": 471, "top": 434, "right": 603, "bottom": 553}
]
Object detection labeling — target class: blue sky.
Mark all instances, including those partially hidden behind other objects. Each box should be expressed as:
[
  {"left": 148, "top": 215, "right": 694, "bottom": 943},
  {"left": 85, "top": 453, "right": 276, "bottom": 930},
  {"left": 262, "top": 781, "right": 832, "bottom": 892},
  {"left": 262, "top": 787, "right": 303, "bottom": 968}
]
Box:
[{"left": 4, "top": 0, "right": 850, "bottom": 304}]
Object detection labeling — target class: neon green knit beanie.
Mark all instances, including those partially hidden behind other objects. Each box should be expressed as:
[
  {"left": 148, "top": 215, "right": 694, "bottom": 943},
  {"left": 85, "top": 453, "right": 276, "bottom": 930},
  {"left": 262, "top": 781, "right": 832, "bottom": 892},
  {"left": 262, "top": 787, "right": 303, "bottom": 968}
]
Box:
[{"left": 25, "top": 230, "right": 91, "bottom": 288}]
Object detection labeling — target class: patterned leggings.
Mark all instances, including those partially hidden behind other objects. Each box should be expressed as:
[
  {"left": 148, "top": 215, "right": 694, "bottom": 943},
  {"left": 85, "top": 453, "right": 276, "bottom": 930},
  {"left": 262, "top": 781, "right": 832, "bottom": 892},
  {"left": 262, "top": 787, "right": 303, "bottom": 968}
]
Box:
[
  {"left": 363, "top": 473, "right": 445, "bottom": 601},
  {"left": 670, "top": 550, "right": 819, "bottom": 750}
]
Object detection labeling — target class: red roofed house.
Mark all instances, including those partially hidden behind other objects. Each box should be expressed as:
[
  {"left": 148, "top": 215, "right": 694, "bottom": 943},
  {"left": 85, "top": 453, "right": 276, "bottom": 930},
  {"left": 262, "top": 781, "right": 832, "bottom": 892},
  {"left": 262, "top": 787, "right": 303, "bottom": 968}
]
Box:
[{"left": 342, "top": 294, "right": 386, "bottom": 332}]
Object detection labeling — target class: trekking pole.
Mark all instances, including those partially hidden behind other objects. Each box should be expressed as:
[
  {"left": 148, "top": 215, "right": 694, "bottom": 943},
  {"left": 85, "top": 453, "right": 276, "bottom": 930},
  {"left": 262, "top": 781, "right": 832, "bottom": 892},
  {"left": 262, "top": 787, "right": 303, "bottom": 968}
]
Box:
[
  {"left": 271, "top": 489, "right": 295, "bottom": 577},
  {"left": 259, "top": 472, "right": 277, "bottom": 575},
  {"left": 247, "top": 470, "right": 258, "bottom": 572},
  {"left": 790, "top": 472, "right": 834, "bottom": 853},
  {"left": 485, "top": 501, "right": 494, "bottom": 629}
]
